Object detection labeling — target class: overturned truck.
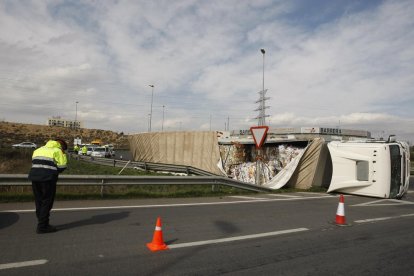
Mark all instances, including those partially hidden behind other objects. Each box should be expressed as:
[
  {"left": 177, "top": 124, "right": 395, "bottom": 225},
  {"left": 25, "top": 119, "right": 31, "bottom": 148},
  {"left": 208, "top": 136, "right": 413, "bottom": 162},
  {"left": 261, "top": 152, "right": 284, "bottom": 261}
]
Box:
[{"left": 128, "top": 128, "right": 410, "bottom": 199}]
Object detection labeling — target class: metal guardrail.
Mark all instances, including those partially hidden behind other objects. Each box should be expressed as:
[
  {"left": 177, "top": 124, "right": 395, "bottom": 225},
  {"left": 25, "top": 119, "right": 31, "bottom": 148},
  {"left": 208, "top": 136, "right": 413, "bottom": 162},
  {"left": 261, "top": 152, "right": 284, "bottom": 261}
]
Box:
[
  {"left": 71, "top": 154, "right": 217, "bottom": 176},
  {"left": 0, "top": 154, "right": 273, "bottom": 192},
  {"left": 0, "top": 174, "right": 272, "bottom": 193}
]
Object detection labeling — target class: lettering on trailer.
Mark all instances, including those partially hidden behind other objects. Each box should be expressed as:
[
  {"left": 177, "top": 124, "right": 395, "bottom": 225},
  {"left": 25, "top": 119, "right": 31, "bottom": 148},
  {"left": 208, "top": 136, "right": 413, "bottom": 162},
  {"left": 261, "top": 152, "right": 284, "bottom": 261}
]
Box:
[{"left": 250, "top": 126, "right": 269, "bottom": 149}]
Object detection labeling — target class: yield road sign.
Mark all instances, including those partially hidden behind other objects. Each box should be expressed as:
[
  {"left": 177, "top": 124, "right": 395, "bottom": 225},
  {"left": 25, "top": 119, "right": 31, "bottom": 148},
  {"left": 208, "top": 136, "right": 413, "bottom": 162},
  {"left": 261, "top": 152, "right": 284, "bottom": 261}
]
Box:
[{"left": 250, "top": 126, "right": 269, "bottom": 148}]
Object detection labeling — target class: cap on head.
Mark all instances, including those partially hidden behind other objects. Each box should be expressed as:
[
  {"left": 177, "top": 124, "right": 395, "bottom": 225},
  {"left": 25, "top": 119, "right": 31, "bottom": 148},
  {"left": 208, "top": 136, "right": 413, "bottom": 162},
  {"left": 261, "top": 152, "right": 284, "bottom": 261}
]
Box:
[{"left": 55, "top": 138, "right": 68, "bottom": 150}]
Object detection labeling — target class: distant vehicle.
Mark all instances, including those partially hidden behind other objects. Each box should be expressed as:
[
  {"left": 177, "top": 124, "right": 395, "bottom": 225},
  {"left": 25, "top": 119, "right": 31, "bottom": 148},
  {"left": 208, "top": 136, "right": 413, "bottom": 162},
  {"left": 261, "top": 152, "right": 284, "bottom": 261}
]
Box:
[
  {"left": 77, "top": 144, "right": 98, "bottom": 156},
  {"left": 12, "top": 142, "right": 37, "bottom": 149},
  {"left": 90, "top": 147, "right": 111, "bottom": 158},
  {"left": 102, "top": 144, "right": 116, "bottom": 157},
  {"left": 91, "top": 139, "right": 102, "bottom": 145}
]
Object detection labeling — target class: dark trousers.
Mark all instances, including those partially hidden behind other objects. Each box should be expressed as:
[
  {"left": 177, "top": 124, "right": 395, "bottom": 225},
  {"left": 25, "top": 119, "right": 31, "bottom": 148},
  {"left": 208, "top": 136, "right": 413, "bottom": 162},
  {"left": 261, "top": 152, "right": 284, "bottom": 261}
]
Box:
[{"left": 31, "top": 180, "right": 57, "bottom": 228}]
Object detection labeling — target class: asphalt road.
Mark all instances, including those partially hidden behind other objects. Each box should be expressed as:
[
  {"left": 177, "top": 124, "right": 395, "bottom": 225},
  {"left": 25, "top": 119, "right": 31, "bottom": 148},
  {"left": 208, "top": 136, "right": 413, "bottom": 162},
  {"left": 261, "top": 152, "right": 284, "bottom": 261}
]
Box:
[{"left": 1, "top": 177, "right": 414, "bottom": 275}]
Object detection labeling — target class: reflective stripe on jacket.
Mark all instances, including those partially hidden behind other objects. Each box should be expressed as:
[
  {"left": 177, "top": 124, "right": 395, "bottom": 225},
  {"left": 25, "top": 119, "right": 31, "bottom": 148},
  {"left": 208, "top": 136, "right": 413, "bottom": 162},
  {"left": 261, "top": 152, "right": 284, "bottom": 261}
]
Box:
[{"left": 28, "top": 140, "right": 67, "bottom": 182}]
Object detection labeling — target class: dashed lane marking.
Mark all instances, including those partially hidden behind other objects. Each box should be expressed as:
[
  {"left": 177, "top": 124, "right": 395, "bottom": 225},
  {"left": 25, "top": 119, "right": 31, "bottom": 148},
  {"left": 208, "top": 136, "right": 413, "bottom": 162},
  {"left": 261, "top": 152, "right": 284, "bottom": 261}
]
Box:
[
  {"left": 168, "top": 228, "right": 309, "bottom": 249},
  {"left": 295, "top": 192, "right": 332, "bottom": 197},
  {"left": 265, "top": 194, "right": 302, "bottom": 198},
  {"left": 351, "top": 199, "right": 414, "bottom": 207},
  {"left": 354, "top": 213, "right": 414, "bottom": 224},
  {"left": 229, "top": 196, "right": 269, "bottom": 200},
  {"left": 0, "top": 260, "right": 48, "bottom": 270}
]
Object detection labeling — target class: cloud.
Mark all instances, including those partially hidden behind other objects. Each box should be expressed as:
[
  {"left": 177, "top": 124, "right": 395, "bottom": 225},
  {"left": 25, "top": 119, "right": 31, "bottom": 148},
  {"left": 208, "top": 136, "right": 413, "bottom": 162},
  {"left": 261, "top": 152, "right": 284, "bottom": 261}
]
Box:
[{"left": 0, "top": 0, "right": 413, "bottom": 143}]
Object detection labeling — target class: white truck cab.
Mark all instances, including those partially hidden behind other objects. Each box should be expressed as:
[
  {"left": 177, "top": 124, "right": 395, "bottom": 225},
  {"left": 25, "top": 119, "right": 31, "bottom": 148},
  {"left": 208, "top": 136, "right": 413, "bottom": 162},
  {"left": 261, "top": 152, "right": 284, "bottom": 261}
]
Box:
[{"left": 328, "top": 136, "right": 410, "bottom": 199}]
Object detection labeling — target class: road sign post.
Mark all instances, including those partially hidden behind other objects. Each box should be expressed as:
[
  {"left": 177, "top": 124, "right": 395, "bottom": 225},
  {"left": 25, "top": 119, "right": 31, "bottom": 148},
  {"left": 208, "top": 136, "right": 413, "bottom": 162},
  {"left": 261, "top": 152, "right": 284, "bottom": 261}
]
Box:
[{"left": 250, "top": 126, "right": 269, "bottom": 185}]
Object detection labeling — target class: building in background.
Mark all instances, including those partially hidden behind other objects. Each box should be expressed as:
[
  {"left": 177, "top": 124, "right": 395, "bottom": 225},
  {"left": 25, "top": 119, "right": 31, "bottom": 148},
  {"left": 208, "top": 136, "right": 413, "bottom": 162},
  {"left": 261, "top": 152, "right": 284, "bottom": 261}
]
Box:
[
  {"left": 47, "top": 116, "right": 83, "bottom": 129},
  {"left": 218, "top": 127, "right": 371, "bottom": 144}
]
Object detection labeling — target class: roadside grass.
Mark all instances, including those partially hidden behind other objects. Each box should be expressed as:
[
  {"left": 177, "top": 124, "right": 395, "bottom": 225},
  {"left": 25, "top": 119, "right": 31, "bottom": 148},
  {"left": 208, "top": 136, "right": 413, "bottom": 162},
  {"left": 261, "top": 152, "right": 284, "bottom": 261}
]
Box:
[{"left": 0, "top": 147, "right": 33, "bottom": 174}]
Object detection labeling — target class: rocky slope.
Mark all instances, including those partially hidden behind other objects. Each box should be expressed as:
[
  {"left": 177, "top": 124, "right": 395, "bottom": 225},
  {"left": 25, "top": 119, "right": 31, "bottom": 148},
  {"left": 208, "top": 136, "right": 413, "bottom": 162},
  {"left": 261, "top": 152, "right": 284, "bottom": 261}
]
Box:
[{"left": 0, "top": 121, "right": 129, "bottom": 149}]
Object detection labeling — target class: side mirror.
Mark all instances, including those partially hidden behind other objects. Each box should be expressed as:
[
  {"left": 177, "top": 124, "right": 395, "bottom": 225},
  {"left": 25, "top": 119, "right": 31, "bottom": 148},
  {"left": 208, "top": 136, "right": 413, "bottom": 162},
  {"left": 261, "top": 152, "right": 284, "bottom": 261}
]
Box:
[{"left": 388, "top": 135, "right": 396, "bottom": 143}]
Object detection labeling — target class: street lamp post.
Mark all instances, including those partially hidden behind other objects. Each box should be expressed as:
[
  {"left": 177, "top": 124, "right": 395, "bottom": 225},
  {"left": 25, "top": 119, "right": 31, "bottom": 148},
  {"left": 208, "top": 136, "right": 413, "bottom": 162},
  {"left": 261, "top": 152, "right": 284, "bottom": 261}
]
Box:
[
  {"left": 162, "top": 105, "right": 165, "bottom": 132},
  {"left": 75, "top": 101, "right": 79, "bottom": 129},
  {"left": 149, "top": 85, "right": 154, "bottom": 132},
  {"left": 260, "top": 48, "right": 265, "bottom": 126},
  {"left": 256, "top": 48, "right": 266, "bottom": 185}
]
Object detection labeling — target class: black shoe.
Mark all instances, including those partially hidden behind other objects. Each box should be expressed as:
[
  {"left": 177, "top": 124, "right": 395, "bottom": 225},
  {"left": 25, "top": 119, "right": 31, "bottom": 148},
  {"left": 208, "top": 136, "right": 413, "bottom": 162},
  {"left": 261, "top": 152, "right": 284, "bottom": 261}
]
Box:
[{"left": 37, "top": 225, "right": 57, "bottom": 234}]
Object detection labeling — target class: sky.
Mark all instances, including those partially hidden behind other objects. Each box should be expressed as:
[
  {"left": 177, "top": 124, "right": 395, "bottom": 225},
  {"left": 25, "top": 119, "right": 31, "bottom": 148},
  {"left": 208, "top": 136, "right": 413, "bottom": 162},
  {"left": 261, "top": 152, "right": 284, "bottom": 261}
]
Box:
[{"left": 0, "top": 0, "right": 413, "bottom": 143}]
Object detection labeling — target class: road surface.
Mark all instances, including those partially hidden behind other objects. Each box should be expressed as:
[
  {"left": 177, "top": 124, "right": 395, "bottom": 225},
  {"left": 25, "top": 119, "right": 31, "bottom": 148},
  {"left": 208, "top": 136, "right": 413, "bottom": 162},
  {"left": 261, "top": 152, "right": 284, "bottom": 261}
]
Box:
[{"left": 1, "top": 178, "right": 413, "bottom": 275}]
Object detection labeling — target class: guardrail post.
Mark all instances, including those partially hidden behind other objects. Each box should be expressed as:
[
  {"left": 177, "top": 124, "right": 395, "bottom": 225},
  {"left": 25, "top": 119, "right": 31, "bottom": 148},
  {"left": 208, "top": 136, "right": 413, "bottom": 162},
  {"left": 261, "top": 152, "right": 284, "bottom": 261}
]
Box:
[
  {"left": 100, "top": 179, "right": 105, "bottom": 198},
  {"left": 113, "top": 159, "right": 116, "bottom": 167},
  {"left": 186, "top": 166, "right": 190, "bottom": 176},
  {"left": 144, "top": 162, "right": 147, "bottom": 172},
  {"left": 211, "top": 180, "right": 218, "bottom": 192}
]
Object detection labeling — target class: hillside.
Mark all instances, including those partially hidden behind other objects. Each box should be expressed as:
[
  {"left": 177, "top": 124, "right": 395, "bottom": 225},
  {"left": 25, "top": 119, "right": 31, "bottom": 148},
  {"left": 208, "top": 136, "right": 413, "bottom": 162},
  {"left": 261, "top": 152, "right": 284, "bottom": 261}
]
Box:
[{"left": 0, "top": 121, "right": 129, "bottom": 149}]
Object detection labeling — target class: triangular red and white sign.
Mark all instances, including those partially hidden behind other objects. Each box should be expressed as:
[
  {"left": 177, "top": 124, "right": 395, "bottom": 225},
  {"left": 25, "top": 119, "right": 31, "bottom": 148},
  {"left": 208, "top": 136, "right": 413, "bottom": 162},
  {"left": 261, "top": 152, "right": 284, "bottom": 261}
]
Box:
[{"left": 250, "top": 126, "right": 269, "bottom": 148}]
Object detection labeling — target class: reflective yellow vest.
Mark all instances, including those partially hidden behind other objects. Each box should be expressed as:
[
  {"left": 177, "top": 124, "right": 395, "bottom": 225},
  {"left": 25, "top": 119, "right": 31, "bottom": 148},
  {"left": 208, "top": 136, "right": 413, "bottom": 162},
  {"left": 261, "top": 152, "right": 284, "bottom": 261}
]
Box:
[{"left": 28, "top": 140, "right": 67, "bottom": 182}]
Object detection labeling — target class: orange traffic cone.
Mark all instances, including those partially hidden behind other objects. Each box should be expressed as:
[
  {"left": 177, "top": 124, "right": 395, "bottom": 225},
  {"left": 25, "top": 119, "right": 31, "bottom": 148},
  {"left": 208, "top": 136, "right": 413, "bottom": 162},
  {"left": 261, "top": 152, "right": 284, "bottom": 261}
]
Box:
[
  {"left": 335, "top": 194, "right": 346, "bottom": 225},
  {"left": 147, "top": 217, "right": 169, "bottom": 252}
]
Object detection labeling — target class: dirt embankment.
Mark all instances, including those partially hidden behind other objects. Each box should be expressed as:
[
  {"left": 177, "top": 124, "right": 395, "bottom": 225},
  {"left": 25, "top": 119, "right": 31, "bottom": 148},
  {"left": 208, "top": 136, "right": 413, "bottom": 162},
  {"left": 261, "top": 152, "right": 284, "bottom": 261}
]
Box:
[{"left": 0, "top": 121, "right": 129, "bottom": 149}]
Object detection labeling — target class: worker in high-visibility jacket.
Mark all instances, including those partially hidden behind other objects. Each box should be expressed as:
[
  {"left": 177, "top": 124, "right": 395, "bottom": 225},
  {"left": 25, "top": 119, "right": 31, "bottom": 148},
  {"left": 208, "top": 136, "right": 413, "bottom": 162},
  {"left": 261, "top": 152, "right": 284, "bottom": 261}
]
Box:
[
  {"left": 28, "top": 139, "right": 67, "bottom": 234},
  {"left": 81, "top": 145, "right": 87, "bottom": 155}
]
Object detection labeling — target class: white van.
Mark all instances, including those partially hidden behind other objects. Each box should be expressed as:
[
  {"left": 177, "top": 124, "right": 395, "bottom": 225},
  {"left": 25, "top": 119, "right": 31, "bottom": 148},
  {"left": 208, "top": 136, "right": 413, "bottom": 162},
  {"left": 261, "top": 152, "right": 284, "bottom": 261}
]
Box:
[
  {"left": 90, "top": 147, "right": 110, "bottom": 158},
  {"left": 328, "top": 136, "right": 410, "bottom": 199}
]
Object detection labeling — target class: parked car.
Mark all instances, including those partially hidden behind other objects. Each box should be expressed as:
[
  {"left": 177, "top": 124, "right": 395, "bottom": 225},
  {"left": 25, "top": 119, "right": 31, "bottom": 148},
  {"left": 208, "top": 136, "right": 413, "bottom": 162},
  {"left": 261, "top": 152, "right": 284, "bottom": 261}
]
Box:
[{"left": 12, "top": 142, "right": 37, "bottom": 149}]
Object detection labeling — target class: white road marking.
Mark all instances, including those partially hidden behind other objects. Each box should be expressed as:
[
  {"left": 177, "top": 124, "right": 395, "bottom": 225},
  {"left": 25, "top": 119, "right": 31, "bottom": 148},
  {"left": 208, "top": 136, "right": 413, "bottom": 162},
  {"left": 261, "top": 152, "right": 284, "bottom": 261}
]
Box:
[
  {"left": 265, "top": 194, "right": 302, "bottom": 198},
  {"left": 400, "top": 213, "right": 414, "bottom": 217},
  {"left": 354, "top": 213, "right": 414, "bottom": 224},
  {"left": 0, "top": 195, "right": 333, "bottom": 213},
  {"left": 355, "top": 217, "right": 393, "bottom": 223},
  {"left": 0, "top": 259, "right": 48, "bottom": 270},
  {"left": 295, "top": 192, "right": 331, "bottom": 196},
  {"left": 352, "top": 199, "right": 414, "bottom": 207},
  {"left": 351, "top": 199, "right": 389, "bottom": 206},
  {"left": 229, "top": 196, "right": 268, "bottom": 200},
  {"left": 168, "top": 228, "right": 309, "bottom": 249}
]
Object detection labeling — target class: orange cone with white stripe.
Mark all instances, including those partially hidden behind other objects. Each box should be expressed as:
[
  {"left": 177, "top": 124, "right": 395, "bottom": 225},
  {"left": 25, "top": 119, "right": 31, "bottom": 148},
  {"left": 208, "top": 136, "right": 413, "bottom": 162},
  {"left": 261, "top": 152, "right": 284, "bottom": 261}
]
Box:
[
  {"left": 147, "top": 217, "right": 169, "bottom": 252},
  {"left": 335, "top": 195, "right": 346, "bottom": 225}
]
